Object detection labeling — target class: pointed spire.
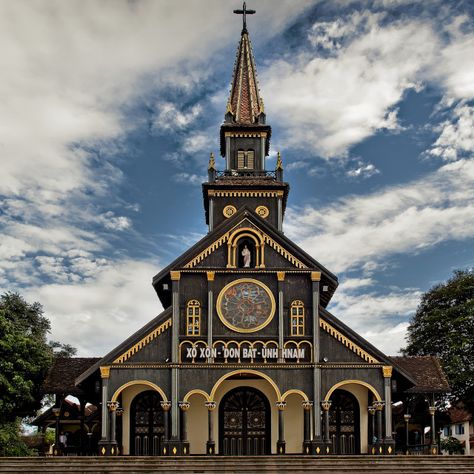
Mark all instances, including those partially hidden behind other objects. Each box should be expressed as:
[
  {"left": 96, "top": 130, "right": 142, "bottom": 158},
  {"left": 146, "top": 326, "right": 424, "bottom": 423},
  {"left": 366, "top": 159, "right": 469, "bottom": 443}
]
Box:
[{"left": 225, "top": 29, "right": 264, "bottom": 124}]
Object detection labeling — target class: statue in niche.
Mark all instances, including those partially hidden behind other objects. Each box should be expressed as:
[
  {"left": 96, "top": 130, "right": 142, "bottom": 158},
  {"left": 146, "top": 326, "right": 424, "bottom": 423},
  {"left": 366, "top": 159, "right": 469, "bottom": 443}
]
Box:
[{"left": 242, "top": 245, "right": 251, "bottom": 267}]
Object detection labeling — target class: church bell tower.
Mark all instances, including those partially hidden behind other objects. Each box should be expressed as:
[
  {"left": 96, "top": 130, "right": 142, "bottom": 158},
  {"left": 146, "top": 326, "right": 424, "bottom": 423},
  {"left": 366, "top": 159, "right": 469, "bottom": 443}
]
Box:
[{"left": 203, "top": 6, "right": 289, "bottom": 233}]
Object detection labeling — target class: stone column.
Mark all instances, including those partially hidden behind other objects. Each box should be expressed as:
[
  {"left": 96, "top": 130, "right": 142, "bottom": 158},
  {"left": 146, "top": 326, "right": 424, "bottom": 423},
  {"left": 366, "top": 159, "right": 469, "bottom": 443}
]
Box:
[
  {"left": 161, "top": 401, "right": 171, "bottom": 440},
  {"left": 116, "top": 407, "right": 124, "bottom": 455},
  {"left": 179, "top": 402, "right": 190, "bottom": 444},
  {"left": 382, "top": 367, "right": 393, "bottom": 440},
  {"left": 374, "top": 401, "right": 385, "bottom": 448},
  {"left": 368, "top": 406, "right": 376, "bottom": 447},
  {"left": 260, "top": 134, "right": 266, "bottom": 169},
  {"left": 312, "top": 272, "right": 322, "bottom": 443},
  {"left": 99, "top": 367, "right": 110, "bottom": 442},
  {"left": 170, "top": 271, "right": 181, "bottom": 441},
  {"left": 302, "top": 401, "right": 313, "bottom": 454},
  {"left": 225, "top": 135, "right": 230, "bottom": 169},
  {"left": 52, "top": 407, "right": 61, "bottom": 456},
  {"left": 404, "top": 413, "right": 411, "bottom": 454},
  {"left": 321, "top": 400, "right": 332, "bottom": 445},
  {"left": 276, "top": 401, "right": 286, "bottom": 454},
  {"left": 428, "top": 406, "right": 437, "bottom": 455},
  {"left": 207, "top": 272, "right": 215, "bottom": 362},
  {"left": 205, "top": 401, "right": 216, "bottom": 455},
  {"left": 277, "top": 272, "right": 285, "bottom": 363},
  {"left": 107, "top": 401, "right": 119, "bottom": 455}
]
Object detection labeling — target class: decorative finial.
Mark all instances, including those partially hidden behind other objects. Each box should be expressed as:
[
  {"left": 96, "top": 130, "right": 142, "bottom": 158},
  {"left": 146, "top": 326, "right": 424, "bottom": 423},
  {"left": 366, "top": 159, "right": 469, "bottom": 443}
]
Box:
[
  {"left": 276, "top": 151, "right": 283, "bottom": 170},
  {"left": 233, "top": 2, "right": 256, "bottom": 34},
  {"left": 208, "top": 152, "right": 216, "bottom": 170}
]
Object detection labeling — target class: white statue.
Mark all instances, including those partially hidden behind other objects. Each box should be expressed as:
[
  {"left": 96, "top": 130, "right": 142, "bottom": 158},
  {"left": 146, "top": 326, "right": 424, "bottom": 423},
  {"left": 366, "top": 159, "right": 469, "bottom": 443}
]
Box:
[{"left": 242, "top": 245, "right": 251, "bottom": 267}]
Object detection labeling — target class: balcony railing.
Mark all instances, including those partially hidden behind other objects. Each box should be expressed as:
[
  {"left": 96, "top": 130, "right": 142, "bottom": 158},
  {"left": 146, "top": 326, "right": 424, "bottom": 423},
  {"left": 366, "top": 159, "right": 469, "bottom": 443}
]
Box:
[{"left": 215, "top": 170, "right": 277, "bottom": 179}]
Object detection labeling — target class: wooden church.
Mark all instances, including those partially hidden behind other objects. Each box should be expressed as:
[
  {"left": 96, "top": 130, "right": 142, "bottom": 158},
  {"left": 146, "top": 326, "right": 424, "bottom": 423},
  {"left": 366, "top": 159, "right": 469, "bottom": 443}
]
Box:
[{"left": 38, "top": 5, "right": 449, "bottom": 458}]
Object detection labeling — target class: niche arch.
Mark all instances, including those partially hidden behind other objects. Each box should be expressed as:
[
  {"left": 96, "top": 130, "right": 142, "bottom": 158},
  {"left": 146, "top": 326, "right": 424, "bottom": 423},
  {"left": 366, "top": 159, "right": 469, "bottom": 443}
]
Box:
[{"left": 227, "top": 227, "right": 265, "bottom": 268}]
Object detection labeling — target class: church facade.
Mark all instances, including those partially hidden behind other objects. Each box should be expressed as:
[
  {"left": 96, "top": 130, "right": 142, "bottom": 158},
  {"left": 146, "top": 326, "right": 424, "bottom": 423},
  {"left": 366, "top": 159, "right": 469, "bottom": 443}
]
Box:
[{"left": 69, "top": 13, "right": 447, "bottom": 458}]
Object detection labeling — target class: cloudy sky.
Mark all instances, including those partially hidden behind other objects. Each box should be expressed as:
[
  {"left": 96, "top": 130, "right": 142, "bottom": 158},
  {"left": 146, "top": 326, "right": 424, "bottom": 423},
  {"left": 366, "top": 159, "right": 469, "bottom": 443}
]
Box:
[{"left": 1, "top": 0, "right": 473, "bottom": 357}]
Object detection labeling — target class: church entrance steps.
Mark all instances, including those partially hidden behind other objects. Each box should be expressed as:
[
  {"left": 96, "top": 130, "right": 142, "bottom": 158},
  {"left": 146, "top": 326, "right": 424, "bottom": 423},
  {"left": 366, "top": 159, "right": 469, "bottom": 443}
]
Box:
[{"left": 0, "top": 456, "right": 473, "bottom": 474}]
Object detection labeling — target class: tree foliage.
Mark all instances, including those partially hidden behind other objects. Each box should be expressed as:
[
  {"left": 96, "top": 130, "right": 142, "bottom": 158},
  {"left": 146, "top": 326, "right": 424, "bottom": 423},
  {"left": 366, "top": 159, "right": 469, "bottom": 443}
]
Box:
[
  {"left": 0, "top": 292, "right": 53, "bottom": 424},
  {"left": 404, "top": 270, "right": 474, "bottom": 411}
]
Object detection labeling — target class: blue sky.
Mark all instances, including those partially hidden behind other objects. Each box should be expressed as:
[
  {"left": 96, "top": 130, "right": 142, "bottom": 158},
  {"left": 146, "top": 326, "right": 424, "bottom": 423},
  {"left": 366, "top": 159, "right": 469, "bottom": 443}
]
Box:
[{"left": 1, "top": 0, "right": 473, "bottom": 356}]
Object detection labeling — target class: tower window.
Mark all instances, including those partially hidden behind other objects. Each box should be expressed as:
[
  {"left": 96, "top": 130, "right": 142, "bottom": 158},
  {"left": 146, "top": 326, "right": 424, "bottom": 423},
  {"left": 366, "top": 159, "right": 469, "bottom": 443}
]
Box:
[
  {"left": 290, "top": 300, "right": 305, "bottom": 336},
  {"left": 186, "top": 300, "right": 201, "bottom": 336},
  {"left": 237, "top": 149, "right": 255, "bottom": 169}
]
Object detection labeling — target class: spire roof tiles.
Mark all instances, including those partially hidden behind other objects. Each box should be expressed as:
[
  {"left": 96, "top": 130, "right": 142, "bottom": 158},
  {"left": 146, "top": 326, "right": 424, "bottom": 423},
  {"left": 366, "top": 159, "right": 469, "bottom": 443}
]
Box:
[{"left": 226, "top": 31, "right": 263, "bottom": 124}]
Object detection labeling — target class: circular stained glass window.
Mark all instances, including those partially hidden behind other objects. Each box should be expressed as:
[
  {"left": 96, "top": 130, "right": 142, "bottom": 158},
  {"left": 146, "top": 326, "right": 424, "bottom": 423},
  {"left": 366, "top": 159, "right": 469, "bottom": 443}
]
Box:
[{"left": 216, "top": 278, "right": 275, "bottom": 333}]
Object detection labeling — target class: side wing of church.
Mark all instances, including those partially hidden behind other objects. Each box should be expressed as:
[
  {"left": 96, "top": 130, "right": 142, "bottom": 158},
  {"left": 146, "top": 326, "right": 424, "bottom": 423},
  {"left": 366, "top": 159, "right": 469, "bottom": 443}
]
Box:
[{"left": 41, "top": 9, "right": 448, "bottom": 458}]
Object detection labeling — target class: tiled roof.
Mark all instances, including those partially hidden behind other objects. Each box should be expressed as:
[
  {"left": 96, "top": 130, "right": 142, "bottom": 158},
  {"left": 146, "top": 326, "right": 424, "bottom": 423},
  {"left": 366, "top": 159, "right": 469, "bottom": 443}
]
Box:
[
  {"left": 390, "top": 355, "right": 450, "bottom": 393},
  {"left": 226, "top": 31, "right": 263, "bottom": 124},
  {"left": 42, "top": 357, "right": 101, "bottom": 396},
  {"left": 448, "top": 404, "right": 472, "bottom": 423}
]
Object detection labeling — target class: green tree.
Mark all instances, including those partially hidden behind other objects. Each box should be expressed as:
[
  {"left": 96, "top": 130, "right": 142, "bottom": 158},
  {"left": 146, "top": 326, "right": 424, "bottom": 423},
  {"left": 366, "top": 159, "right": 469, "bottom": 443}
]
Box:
[
  {"left": 403, "top": 270, "right": 474, "bottom": 411},
  {"left": 0, "top": 292, "right": 53, "bottom": 455}
]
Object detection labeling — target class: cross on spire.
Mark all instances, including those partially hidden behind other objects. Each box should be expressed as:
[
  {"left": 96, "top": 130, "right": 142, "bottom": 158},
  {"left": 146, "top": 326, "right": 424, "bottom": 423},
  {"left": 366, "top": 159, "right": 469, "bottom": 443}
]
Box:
[{"left": 233, "top": 2, "right": 255, "bottom": 33}]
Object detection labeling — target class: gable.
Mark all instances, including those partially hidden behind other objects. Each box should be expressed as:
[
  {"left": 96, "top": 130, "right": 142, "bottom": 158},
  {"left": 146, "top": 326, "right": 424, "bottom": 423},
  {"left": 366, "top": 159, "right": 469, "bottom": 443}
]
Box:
[{"left": 184, "top": 218, "right": 307, "bottom": 270}]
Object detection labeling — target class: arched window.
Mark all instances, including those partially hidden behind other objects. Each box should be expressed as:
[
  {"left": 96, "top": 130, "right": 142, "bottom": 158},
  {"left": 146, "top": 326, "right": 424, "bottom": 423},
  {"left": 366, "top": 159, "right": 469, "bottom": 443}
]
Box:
[
  {"left": 237, "top": 149, "right": 255, "bottom": 170},
  {"left": 186, "top": 300, "right": 201, "bottom": 336},
  {"left": 290, "top": 300, "right": 305, "bottom": 336}
]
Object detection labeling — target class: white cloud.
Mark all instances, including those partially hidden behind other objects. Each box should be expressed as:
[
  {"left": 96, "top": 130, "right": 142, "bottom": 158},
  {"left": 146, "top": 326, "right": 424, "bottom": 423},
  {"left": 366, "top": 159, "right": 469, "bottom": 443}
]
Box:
[
  {"left": 428, "top": 104, "right": 474, "bottom": 161},
  {"left": 262, "top": 12, "right": 436, "bottom": 157},
  {"left": 346, "top": 161, "right": 380, "bottom": 178},
  {"left": 152, "top": 102, "right": 202, "bottom": 133},
  {"left": 173, "top": 172, "right": 207, "bottom": 186},
  {"left": 26, "top": 259, "right": 161, "bottom": 356},
  {"left": 328, "top": 277, "right": 421, "bottom": 354},
  {"left": 286, "top": 158, "right": 474, "bottom": 273}
]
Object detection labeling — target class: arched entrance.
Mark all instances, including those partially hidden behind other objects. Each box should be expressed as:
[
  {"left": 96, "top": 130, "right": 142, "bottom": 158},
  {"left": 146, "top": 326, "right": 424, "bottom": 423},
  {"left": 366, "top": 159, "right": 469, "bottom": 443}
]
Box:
[
  {"left": 219, "top": 386, "right": 271, "bottom": 455},
  {"left": 130, "top": 390, "right": 165, "bottom": 455},
  {"left": 329, "top": 389, "right": 360, "bottom": 454}
]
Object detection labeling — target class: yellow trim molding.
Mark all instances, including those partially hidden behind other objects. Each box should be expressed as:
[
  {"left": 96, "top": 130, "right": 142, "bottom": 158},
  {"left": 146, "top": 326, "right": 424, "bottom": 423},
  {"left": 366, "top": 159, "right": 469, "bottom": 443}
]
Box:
[
  {"left": 223, "top": 205, "right": 237, "bottom": 218},
  {"left": 113, "top": 318, "right": 172, "bottom": 364},
  {"left": 281, "top": 389, "right": 309, "bottom": 402},
  {"left": 320, "top": 318, "right": 379, "bottom": 364},
  {"left": 311, "top": 271, "right": 321, "bottom": 281},
  {"left": 206, "top": 271, "right": 215, "bottom": 281},
  {"left": 216, "top": 278, "right": 276, "bottom": 333},
  {"left": 277, "top": 271, "right": 285, "bottom": 281},
  {"left": 183, "top": 389, "right": 211, "bottom": 403},
  {"left": 100, "top": 366, "right": 110, "bottom": 379},
  {"left": 210, "top": 369, "right": 282, "bottom": 402},
  {"left": 209, "top": 190, "right": 284, "bottom": 198},
  {"left": 111, "top": 380, "right": 168, "bottom": 402},
  {"left": 170, "top": 271, "right": 181, "bottom": 281},
  {"left": 382, "top": 366, "right": 393, "bottom": 378},
  {"left": 324, "top": 380, "right": 382, "bottom": 402}
]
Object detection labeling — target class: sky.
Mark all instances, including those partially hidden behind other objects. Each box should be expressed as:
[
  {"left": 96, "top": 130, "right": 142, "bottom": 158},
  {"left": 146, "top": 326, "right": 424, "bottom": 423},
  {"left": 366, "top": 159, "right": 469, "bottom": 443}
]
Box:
[{"left": 1, "top": 0, "right": 473, "bottom": 357}]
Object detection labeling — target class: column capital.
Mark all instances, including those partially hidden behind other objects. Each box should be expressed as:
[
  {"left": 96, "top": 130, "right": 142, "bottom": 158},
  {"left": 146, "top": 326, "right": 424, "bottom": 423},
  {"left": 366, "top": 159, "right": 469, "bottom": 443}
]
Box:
[
  {"left": 368, "top": 405, "right": 376, "bottom": 415},
  {"left": 160, "top": 400, "right": 172, "bottom": 412},
  {"left": 116, "top": 407, "right": 124, "bottom": 417},
  {"left": 302, "top": 401, "right": 313, "bottom": 411},
  {"left": 373, "top": 401, "right": 385, "bottom": 411},
  {"left": 107, "top": 401, "right": 119, "bottom": 412},
  {"left": 170, "top": 271, "right": 181, "bottom": 281},
  {"left": 205, "top": 401, "right": 217, "bottom": 411},
  {"left": 404, "top": 413, "right": 411, "bottom": 422},
  {"left": 52, "top": 407, "right": 61, "bottom": 417},
  {"left": 276, "top": 401, "right": 287, "bottom": 411},
  {"left": 321, "top": 400, "right": 332, "bottom": 411},
  {"left": 311, "top": 271, "right": 321, "bottom": 282},
  {"left": 277, "top": 271, "right": 285, "bottom": 281},
  {"left": 206, "top": 271, "right": 215, "bottom": 281},
  {"left": 382, "top": 366, "right": 393, "bottom": 378},
  {"left": 428, "top": 406, "right": 436, "bottom": 416},
  {"left": 179, "top": 401, "right": 191, "bottom": 411},
  {"left": 100, "top": 366, "right": 110, "bottom": 379}
]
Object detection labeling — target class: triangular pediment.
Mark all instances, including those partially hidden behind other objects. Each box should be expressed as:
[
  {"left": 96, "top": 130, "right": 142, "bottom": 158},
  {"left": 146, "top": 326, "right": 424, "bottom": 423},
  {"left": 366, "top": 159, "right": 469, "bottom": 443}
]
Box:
[{"left": 183, "top": 216, "right": 307, "bottom": 270}]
